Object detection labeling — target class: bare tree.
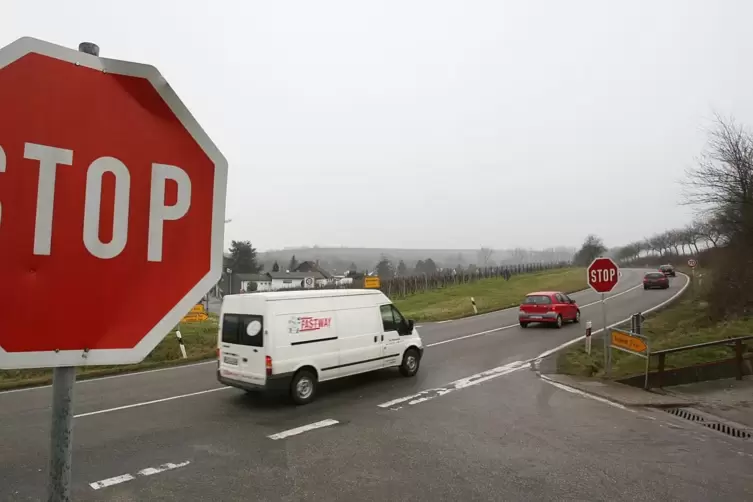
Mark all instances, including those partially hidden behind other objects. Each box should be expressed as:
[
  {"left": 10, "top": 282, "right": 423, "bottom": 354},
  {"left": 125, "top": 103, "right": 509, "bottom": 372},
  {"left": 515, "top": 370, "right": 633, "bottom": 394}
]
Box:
[
  {"left": 683, "top": 223, "right": 702, "bottom": 254},
  {"left": 695, "top": 216, "right": 726, "bottom": 248},
  {"left": 683, "top": 114, "right": 753, "bottom": 239},
  {"left": 665, "top": 230, "right": 682, "bottom": 256},
  {"left": 477, "top": 247, "right": 494, "bottom": 267}
]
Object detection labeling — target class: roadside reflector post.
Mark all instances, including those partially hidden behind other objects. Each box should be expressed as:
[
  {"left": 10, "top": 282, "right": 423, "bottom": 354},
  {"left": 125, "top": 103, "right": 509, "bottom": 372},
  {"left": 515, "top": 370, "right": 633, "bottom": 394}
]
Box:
[
  {"left": 176, "top": 331, "right": 187, "bottom": 359},
  {"left": 585, "top": 321, "right": 592, "bottom": 354},
  {"left": 470, "top": 297, "right": 478, "bottom": 315}
]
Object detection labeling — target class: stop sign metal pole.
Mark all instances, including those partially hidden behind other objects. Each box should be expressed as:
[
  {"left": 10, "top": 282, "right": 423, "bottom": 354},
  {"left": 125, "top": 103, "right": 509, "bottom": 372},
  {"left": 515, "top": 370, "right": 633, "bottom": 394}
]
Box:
[
  {"left": 602, "top": 292, "right": 610, "bottom": 377},
  {"left": 46, "top": 39, "right": 101, "bottom": 502}
]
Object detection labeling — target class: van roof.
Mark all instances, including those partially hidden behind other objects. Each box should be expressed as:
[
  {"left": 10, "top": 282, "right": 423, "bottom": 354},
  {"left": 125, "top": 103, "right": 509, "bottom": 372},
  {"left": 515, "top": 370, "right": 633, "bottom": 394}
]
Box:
[{"left": 233, "top": 289, "right": 383, "bottom": 302}]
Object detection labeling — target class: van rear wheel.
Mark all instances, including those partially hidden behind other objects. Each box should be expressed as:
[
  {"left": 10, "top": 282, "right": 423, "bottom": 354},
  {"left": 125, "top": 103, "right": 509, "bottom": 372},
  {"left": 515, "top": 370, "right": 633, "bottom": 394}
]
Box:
[
  {"left": 290, "top": 369, "right": 317, "bottom": 405},
  {"left": 399, "top": 348, "right": 420, "bottom": 377}
]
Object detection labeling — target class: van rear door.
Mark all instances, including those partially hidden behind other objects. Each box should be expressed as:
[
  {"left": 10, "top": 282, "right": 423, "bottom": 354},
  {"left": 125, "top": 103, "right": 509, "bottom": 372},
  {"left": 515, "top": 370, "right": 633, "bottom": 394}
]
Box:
[{"left": 219, "top": 313, "right": 266, "bottom": 386}]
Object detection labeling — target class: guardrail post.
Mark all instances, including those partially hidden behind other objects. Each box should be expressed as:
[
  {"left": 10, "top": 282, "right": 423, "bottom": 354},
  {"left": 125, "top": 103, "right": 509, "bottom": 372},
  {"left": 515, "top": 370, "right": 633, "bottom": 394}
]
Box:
[
  {"left": 735, "top": 339, "right": 744, "bottom": 381},
  {"left": 657, "top": 353, "right": 666, "bottom": 388}
]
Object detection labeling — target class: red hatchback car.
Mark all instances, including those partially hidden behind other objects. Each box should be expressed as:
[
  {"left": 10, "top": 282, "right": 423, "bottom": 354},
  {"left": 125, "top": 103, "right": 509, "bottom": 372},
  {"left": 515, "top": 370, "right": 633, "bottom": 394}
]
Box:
[
  {"left": 643, "top": 271, "right": 669, "bottom": 289},
  {"left": 519, "top": 291, "right": 581, "bottom": 329}
]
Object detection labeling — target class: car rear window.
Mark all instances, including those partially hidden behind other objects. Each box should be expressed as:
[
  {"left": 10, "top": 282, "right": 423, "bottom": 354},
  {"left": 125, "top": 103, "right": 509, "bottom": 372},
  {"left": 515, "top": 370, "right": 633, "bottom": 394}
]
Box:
[
  {"left": 524, "top": 295, "right": 552, "bottom": 305},
  {"left": 221, "top": 314, "right": 264, "bottom": 347},
  {"left": 645, "top": 273, "right": 665, "bottom": 279}
]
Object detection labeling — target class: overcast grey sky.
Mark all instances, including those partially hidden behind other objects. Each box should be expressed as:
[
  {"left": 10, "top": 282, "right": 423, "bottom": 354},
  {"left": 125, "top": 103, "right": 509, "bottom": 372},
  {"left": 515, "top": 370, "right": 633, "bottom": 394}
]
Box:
[{"left": 5, "top": 1, "right": 753, "bottom": 251}]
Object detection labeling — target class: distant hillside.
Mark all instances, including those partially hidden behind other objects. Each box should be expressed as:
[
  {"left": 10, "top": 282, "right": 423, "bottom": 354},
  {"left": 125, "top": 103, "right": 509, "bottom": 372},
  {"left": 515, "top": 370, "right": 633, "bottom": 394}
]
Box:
[{"left": 258, "top": 246, "right": 575, "bottom": 275}]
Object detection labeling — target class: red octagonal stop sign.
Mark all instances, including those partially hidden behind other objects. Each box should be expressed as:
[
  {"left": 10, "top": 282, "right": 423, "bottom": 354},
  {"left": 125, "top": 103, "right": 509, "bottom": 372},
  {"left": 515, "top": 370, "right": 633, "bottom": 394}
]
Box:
[
  {"left": 587, "top": 257, "right": 620, "bottom": 294},
  {"left": 0, "top": 38, "right": 227, "bottom": 369}
]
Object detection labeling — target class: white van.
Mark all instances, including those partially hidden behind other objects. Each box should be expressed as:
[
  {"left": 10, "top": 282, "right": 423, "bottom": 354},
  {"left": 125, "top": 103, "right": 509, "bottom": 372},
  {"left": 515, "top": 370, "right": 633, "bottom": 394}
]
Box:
[{"left": 216, "top": 289, "right": 424, "bottom": 405}]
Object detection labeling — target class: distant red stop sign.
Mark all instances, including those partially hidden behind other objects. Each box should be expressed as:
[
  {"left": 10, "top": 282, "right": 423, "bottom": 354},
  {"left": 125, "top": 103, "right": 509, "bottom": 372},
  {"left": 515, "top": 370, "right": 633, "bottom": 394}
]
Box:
[
  {"left": 0, "top": 38, "right": 227, "bottom": 369},
  {"left": 587, "top": 257, "right": 620, "bottom": 294}
]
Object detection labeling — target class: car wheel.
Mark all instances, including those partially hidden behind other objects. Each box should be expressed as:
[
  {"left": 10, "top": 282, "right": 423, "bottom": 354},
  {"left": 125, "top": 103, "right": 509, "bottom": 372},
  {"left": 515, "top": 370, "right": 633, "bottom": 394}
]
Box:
[
  {"left": 555, "top": 315, "right": 563, "bottom": 329},
  {"left": 520, "top": 322, "right": 528, "bottom": 328},
  {"left": 573, "top": 310, "right": 581, "bottom": 323},
  {"left": 643, "top": 285, "right": 648, "bottom": 290},
  {"left": 399, "top": 348, "right": 420, "bottom": 377},
  {"left": 290, "top": 369, "right": 317, "bottom": 405}
]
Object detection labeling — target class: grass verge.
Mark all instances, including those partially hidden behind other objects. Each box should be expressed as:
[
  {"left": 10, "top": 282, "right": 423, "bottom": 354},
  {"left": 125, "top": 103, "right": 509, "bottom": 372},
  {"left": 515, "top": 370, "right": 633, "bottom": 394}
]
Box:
[
  {"left": 394, "top": 267, "right": 585, "bottom": 322},
  {"left": 1, "top": 267, "right": 585, "bottom": 390},
  {"left": 558, "top": 268, "right": 753, "bottom": 379}
]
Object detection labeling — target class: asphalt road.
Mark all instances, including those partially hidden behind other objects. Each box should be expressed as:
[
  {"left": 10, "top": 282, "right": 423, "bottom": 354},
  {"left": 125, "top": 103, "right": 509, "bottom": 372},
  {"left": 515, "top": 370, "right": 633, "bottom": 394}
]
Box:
[{"left": 2, "top": 269, "right": 752, "bottom": 501}]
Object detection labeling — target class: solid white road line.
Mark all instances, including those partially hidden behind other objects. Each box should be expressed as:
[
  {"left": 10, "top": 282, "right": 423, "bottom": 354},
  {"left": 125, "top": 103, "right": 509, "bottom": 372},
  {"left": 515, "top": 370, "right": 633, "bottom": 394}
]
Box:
[
  {"left": 74, "top": 387, "right": 230, "bottom": 418},
  {"left": 268, "top": 419, "right": 339, "bottom": 440},
  {"left": 539, "top": 374, "right": 632, "bottom": 411},
  {"left": 90, "top": 461, "right": 191, "bottom": 490},
  {"left": 426, "top": 324, "right": 518, "bottom": 347},
  {"left": 0, "top": 360, "right": 217, "bottom": 395}
]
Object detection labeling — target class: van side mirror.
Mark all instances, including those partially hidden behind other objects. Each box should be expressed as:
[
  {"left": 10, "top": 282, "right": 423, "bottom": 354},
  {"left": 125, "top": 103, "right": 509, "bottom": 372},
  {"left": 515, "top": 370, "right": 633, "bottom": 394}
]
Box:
[{"left": 408, "top": 320, "right": 414, "bottom": 332}]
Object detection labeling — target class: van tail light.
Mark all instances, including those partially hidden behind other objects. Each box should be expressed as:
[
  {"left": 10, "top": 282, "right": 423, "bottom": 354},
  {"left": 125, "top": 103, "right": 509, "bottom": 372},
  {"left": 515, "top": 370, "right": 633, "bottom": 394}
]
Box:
[
  {"left": 216, "top": 348, "right": 220, "bottom": 358},
  {"left": 265, "top": 356, "right": 273, "bottom": 377}
]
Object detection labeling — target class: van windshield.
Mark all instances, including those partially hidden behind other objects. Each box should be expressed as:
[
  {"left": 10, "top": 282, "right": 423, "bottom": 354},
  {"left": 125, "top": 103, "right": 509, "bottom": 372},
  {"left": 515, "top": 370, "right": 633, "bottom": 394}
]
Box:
[{"left": 222, "top": 314, "right": 264, "bottom": 348}]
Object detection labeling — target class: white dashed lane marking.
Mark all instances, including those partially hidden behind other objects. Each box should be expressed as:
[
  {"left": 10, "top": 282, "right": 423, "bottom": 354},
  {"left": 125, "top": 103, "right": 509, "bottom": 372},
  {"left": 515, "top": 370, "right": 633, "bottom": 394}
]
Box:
[
  {"left": 378, "top": 360, "right": 527, "bottom": 410},
  {"left": 90, "top": 461, "right": 190, "bottom": 490},
  {"left": 268, "top": 419, "right": 340, "bottom": 440}
]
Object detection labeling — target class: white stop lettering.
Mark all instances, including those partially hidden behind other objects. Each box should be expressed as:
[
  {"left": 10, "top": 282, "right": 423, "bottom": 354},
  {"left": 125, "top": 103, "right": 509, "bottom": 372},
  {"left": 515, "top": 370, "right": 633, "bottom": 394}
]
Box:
[{"left": 18, "top": 142, "right": 192, "bottom": 261}]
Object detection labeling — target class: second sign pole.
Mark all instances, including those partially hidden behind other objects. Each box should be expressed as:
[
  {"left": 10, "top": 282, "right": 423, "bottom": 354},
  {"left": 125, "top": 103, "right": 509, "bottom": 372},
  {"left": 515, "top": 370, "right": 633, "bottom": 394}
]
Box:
[{"left": 602, "top": 293, "right": 610, "bottom": 377}]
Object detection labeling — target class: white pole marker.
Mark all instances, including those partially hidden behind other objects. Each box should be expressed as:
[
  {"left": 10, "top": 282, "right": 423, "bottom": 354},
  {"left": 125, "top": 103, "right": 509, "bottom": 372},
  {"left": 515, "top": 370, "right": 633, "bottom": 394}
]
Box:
[{"left": 175, "top": 330, "right": 187, "bottom": 359}]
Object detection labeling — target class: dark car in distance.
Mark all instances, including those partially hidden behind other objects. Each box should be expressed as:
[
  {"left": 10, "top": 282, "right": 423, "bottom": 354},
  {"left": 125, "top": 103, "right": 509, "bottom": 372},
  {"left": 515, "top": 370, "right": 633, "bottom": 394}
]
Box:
[
  {"left": 659, "top": 264, "right": 676, "bottom": 277},
  {"left": 644, "top": 272, "right": 669, "bottom": 289}
]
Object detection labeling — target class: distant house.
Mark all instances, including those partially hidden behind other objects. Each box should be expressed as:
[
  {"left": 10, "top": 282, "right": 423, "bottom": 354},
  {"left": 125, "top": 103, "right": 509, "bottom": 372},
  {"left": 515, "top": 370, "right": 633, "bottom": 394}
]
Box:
[
  {"left": 237, "top": 273, "right": 272, "bottom": 292},
  {"left": 294, "top": 261, "right": 332, "bottom": 279},
  {"left": 225, "top": 261, "right": 356, "bottom": 293},
  {"left": 268, "top": 271, "right": 326, "bottom": 290}
]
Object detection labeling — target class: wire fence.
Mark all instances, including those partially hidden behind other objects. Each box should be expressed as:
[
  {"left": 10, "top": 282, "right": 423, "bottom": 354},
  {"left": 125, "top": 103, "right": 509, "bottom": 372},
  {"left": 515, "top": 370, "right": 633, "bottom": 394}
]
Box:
[
  {"left": 378, "top": 261, "right": 571, "bottom": 299},
  {"left": 232, "top": 261, "right": 572, "bottom": 299}
]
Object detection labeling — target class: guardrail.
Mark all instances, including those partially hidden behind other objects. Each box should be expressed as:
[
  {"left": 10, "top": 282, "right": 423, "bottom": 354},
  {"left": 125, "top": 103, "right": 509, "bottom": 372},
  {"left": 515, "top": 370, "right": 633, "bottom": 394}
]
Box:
[
  {"left": 605, "top": 316, "right": 752, "bottom": 389},
  {"left": 651, "top": 335, "right": 753, "bottom": 389}
]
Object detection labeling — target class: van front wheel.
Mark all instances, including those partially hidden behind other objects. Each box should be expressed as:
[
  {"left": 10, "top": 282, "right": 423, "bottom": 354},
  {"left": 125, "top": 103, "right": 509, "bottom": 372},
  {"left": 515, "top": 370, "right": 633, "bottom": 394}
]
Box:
[
  {"left": 290, "top": 369, "right": 317, "bottom": 405},
  {"left": 399, "top": 349, "right": 421, "bottom": 377}
]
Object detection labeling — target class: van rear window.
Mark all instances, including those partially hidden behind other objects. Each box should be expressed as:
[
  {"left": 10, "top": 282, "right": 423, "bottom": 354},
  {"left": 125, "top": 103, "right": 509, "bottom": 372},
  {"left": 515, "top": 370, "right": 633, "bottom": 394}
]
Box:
[{"left": 221, "top": 314, "right": 264, "bottom": 348}]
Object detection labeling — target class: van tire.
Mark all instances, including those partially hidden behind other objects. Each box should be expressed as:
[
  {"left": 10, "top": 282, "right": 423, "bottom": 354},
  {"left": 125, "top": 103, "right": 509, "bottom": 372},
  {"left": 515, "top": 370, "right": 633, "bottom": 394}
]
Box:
[
  {"left": 290, "top": 369, "right": 317, "bottom": 405},
  {"left": 399, "top": 348, "right": 420, "bottom": 377}
]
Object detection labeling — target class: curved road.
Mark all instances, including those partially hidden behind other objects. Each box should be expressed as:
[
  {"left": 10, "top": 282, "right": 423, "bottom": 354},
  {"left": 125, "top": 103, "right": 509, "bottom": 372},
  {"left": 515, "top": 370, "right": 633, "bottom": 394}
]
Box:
[{"left": 1, "top": 269, "right": 752, "bottom": 501}]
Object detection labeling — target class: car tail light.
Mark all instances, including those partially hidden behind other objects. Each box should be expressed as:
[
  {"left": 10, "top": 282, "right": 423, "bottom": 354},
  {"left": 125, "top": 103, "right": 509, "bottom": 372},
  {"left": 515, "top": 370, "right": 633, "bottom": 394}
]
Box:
[{"left": 265, "top": 356, "right": 273, "bottom": 377}]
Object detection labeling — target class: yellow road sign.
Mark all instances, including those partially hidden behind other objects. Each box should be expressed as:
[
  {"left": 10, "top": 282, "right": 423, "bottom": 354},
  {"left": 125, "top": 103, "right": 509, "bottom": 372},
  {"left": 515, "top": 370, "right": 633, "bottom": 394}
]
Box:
[
  {"left": 181, "top": 312, "right": 209, "bottom": 323},
  {"left": 611, "top": 330, "right": 647, "bottom": 354},
  {"left": 364, "top": 276, "right": 381, "bottom": 289}
]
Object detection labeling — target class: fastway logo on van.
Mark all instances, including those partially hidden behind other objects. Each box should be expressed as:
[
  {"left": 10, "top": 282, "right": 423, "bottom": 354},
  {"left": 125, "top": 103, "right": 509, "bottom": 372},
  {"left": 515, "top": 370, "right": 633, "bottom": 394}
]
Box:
[{"left": 288, "top": 316, "right": 333, "bottom": 334}]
